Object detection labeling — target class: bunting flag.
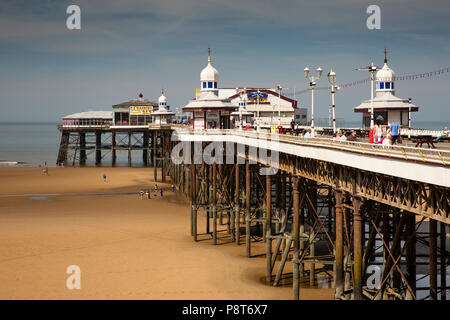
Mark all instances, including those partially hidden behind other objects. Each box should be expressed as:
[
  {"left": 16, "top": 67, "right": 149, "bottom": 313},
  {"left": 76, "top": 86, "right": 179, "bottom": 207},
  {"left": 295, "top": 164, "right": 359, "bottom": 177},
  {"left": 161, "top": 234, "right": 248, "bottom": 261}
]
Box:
[{"left": 285, "top": 67, "right": 450, "bottom": 97}]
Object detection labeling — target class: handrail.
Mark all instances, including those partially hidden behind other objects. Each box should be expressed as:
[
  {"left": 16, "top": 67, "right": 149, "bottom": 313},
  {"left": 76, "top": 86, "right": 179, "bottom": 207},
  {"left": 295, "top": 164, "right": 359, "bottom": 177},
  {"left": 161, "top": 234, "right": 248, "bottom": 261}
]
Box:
[{"left": 173, "top": 128, "right": 450, "bottom": 166}]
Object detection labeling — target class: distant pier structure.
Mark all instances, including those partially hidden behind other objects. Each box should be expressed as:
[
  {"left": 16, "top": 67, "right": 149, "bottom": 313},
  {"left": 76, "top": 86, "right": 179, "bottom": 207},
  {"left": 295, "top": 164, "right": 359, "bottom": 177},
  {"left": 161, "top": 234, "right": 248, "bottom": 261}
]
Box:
[{"left": 57, "top": 93, "right": 174, "bottom": 182}]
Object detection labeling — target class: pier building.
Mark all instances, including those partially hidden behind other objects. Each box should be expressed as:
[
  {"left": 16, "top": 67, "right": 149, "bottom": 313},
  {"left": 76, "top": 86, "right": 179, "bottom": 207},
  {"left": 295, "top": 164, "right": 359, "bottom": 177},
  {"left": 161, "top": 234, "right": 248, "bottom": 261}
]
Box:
[
  {"left": 222, "top": 88, "right": 301, "bottom": 126},
  {"left": 113, "top": 93, "right": 158, "bottom": 126},
  {"left": 62, "top": 111, "right": 112, "bottom": 126},
  {"left": 230, "top": 89, "right": 253, "bottom": 128},
  {"left": 152, "top": 91, "right": 174, "bottom": 125},
  {"left": 355, "top": 54, "right": 419, "bottom": 129},
  {"left": 182, "top": 49, "right": 303, "bottom": 128},
  {"left": 182, "top": 49, "right": 236, "bottom": 129}
]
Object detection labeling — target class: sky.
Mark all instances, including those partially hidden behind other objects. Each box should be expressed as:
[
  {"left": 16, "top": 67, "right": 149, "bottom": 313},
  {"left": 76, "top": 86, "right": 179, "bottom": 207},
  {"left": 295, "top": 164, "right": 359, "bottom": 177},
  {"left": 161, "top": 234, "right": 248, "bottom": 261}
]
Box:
[{"left": 0, "top": 0, "right": 449, "bottom": 123}]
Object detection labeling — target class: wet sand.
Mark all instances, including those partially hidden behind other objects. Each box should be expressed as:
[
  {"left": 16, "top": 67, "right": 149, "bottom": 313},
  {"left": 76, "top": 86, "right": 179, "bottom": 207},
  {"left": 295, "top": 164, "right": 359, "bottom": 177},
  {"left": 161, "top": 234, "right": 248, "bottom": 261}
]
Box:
[{"left": 0, "top": 167, "right": 333, "bottom": 300}]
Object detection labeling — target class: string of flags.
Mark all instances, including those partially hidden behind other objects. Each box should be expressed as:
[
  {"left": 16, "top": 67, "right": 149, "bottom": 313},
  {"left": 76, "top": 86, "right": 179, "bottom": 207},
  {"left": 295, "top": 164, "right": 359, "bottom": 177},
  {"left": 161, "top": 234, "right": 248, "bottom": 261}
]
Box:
[{"left": 285, "top": 67, "right": 450, "bottom": 96}]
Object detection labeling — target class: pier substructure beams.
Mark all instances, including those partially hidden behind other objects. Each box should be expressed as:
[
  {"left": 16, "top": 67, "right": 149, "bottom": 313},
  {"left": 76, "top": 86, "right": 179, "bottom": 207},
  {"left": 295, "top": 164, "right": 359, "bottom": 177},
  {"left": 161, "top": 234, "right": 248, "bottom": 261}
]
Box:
[
  {"left": 145, "top": 131, "right": 450, "bottom": 301},
  {"left": 79, "top": 132, "right": 87, "bottom": 165},
  {"left": 56, "top": 131, "right": 70, "bottom": 165},
  {"left": 95, "top": 131, "right": 102, "bottom": 165},
  {"left": 57, "top": 127, "right": 172, "bottom": 167}
]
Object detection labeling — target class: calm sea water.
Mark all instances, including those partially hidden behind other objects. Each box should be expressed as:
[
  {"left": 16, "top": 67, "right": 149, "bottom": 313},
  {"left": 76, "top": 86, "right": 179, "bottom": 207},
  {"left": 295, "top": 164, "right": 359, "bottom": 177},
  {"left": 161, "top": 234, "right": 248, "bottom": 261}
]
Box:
[
  {"left": 0, "top": 123, "right": 60, "bottom": 166},
  {"left": 0, "top": 121, "right": 448, "bottom": 166}
]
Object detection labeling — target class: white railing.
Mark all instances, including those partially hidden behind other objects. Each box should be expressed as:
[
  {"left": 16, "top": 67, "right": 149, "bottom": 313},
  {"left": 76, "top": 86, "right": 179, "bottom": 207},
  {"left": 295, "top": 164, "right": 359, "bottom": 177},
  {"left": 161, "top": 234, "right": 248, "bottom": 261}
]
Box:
[
  {"left": 59, "top": 124, "right": 111, "bottom": 129},
  {"left": 400, "top": 129, "right": 444, "bottom": 138},
  {"left": 173, "top": 127, "right": 450, "bottom": 166}
]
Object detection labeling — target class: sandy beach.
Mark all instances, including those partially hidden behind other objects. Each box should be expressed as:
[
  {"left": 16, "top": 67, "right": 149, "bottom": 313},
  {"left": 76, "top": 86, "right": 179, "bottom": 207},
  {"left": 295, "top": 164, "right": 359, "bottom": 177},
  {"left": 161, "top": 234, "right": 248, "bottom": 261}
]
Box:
[{"left": 0, "top": 166, "right": 333, "bottom": 300}]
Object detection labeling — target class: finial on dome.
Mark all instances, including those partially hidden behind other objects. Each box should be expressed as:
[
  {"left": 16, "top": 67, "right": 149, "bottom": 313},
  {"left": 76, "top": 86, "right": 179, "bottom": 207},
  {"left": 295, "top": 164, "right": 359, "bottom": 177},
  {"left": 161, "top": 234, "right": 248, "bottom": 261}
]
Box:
[
  {"left": 161, "top": 88, "right": 164, "bottom": 95},
  {"left": 384, "top": 48, "right": 388, "bottom": 64},
  {"left": 208, "top": 47, "right": 211, "bottom": 63}
]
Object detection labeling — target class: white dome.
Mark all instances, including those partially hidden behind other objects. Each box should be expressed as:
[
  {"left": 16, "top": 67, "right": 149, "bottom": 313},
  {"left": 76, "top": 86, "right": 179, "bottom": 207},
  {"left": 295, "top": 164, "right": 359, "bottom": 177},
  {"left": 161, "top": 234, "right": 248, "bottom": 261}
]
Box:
[
  {"left": 200, "top": 62, "right": 219, "bottom": 82},
  {"left": 376, "top": 63, "right": 395, "bottom": 82},
  {"left": 158, "top": 93, "right": 167, "bottom": 103}
]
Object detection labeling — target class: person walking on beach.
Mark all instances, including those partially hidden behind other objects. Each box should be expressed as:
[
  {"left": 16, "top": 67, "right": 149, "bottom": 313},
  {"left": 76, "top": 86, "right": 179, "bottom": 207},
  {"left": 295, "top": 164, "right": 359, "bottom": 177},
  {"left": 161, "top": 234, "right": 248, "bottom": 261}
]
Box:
[
  {"left": 389, "top": 120, "right": 400, "bottom": 144},
  {"left": 139, "top": 190, "right": 144, "bottom": 200},
  {"left": 103, "top": 173, "right": 107, "bottom": 182},
  {"left": 154, "top": 184, "right": 158, "bottom": 196},
  {"left": 42, "top": 161, "right": 48, "bottom": 176},
  {"left": 160, "top": 188, "right": 164, "bottom": 197},
  {"left": 172, "top": 184, "right": 176, "bottom": 192},
  {"left": 145, "top": 190, "right": 150, "bottom": 199}
]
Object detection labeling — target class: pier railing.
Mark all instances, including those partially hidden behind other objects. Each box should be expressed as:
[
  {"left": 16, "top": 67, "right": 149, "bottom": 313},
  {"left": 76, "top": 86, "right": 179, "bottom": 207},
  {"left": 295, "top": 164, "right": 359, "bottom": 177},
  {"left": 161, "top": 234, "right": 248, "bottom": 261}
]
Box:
[{"left": 173, "top": 128, "right": 450, "bottom": 166}]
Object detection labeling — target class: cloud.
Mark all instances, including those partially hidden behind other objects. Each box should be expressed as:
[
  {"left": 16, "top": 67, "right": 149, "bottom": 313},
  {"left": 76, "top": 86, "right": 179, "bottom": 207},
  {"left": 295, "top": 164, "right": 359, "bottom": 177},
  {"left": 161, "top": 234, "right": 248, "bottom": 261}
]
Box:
[{"left": 0, "top": 0, "right": 449, "bottom": 122}]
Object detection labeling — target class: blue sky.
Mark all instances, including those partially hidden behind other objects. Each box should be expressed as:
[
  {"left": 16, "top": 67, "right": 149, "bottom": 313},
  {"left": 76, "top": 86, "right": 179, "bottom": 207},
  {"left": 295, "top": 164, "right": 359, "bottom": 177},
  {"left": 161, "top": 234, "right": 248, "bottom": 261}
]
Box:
[{"left": 0, "top": 0, "right": 449, "bottom": 123}]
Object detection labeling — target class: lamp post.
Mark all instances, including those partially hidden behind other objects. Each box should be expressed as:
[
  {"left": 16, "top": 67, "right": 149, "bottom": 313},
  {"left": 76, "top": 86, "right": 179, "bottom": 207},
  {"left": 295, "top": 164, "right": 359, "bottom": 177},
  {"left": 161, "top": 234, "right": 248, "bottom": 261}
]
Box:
[
  {"left": 237, "top": 87, "right": 246, "bottom": 130},
  {"left": 256, "top": 89, "right": 261, "bottom": 132},
  {"left": 408, "top": 98, "right": 412, "bottom": 130},
  {"left": 304, "top": 67, "right": 323, "bottom": 137},
  {"left": 357, "top": 62, "right": 378, "bottom": 129},
  {"left": 408, "top": 98, "right": 412, "bottom": 140},
  {"left": 276, "top": 84, "right": 284, "bottom": 126},
  {"left": 239, "top": 92, "right": 243, "bottom": 130},
  {"left": 327, "top": 69, "right": 337, "bottom": 135},
  {"left": 369, "top": 63, "right": 377, "bottom": 129}
]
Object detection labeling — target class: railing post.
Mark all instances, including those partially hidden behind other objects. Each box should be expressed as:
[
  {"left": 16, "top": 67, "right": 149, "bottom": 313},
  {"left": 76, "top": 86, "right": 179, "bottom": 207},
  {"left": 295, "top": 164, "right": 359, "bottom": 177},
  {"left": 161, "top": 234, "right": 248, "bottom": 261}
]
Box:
[
  {"left": 266, "top": 173, "right": 272, "bottom": 284},
  {"left": 334, "top": 191, "right": 344, "bottom": 300}
]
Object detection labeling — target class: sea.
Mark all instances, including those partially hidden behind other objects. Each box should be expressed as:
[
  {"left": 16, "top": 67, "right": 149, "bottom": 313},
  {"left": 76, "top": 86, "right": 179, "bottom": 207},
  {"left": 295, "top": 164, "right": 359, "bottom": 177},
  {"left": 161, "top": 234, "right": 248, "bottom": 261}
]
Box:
[{"left": 0, "top": 121, "right": 448, "bottom": 166}]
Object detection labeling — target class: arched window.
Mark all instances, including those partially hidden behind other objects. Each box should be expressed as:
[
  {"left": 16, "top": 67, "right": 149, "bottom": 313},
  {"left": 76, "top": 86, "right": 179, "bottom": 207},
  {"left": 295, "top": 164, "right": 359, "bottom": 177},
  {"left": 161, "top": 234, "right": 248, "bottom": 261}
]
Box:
[
  {"left": 208, "top": 82, "right": 213, "bottom": 88},
  {"left": 392, "top": 82, "right": 394, "bottom": 89},
  {"left": 202, "top": 82, "right": 206, "bottom": 88},
  {"left": 380, "top": 82, "right": 384, "bottom": 89},
  {"left": 385, "top": 82, "right": 391, "bottom": 89},
  {"left": 214, "top": 82, "right": 217, "bottom": 89}
]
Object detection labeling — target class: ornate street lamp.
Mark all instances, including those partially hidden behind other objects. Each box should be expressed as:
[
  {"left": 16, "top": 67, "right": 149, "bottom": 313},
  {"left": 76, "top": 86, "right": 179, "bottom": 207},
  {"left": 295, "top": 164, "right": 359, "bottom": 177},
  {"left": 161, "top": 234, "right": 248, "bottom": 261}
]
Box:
[
  {"left": 304, "top": 67, "right": 322, "bottom": 137},
  {"left": 327, "top": 69, "right": 337, "bottom": 135}
]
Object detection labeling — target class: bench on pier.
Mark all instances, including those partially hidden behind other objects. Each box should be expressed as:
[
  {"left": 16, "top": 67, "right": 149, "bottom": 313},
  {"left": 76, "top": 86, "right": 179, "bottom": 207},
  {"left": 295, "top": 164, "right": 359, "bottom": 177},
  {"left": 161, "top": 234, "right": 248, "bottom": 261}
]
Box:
[{"left": 412, "top": 135, "right": 436, "bottom": 149}]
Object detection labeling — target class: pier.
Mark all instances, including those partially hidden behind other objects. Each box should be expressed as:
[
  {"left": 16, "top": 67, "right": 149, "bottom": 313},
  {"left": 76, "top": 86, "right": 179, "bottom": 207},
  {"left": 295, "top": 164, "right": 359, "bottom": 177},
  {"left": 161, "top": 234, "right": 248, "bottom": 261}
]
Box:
[{"left": 56, "top": 123, "right": 450, "bottom": 300}]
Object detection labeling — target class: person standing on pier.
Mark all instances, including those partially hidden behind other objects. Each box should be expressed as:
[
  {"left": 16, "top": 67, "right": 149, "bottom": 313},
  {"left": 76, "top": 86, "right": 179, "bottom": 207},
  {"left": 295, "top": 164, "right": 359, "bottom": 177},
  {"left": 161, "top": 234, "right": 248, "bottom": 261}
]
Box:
[
  {"left": 434, "top": 127, "right": 449, "bottom": 142},
  {"left": 304, "top": 128, "right": 312, "bottom": 138},
  {"left": 346, "top": 131, "right": 357, "bottom": 141},
  {"left": 389, "top": 120, "right": 400, "bottom": 144},
  {"left": 382, "top": 133, "right": 393, "bottom": 146}
]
